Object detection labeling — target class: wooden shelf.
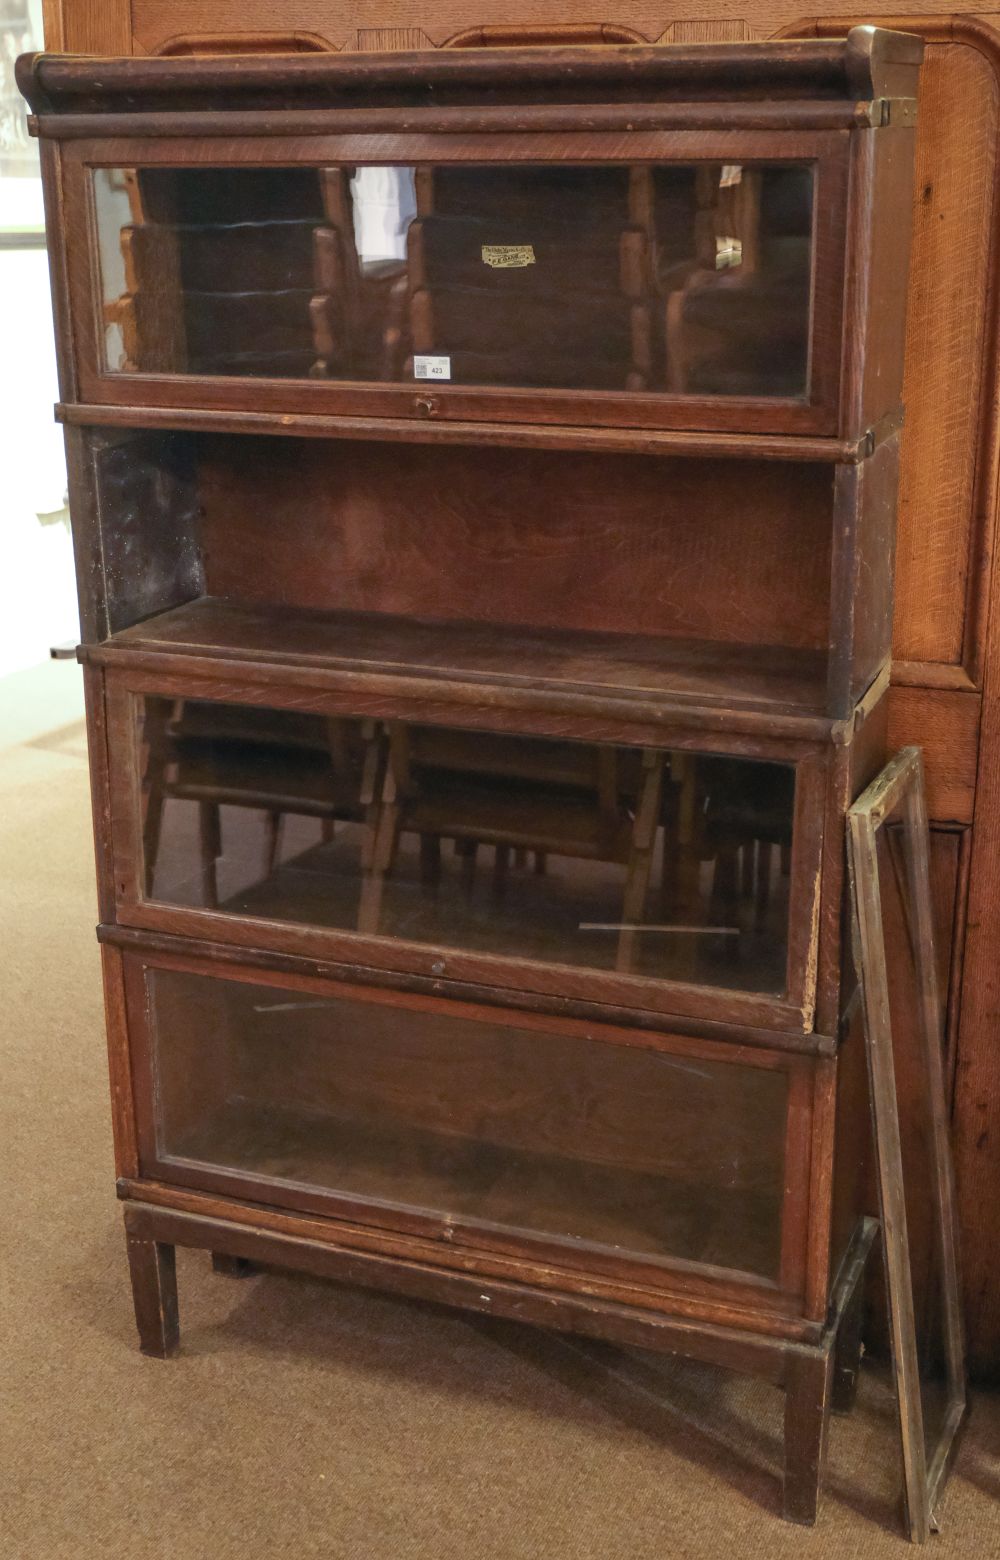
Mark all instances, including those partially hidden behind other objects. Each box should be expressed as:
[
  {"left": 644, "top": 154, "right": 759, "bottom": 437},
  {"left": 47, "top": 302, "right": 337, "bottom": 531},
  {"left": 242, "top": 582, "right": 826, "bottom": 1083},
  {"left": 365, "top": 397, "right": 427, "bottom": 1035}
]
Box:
[{"left": 87, "top": 595, "right": 833, "bottom": 734}]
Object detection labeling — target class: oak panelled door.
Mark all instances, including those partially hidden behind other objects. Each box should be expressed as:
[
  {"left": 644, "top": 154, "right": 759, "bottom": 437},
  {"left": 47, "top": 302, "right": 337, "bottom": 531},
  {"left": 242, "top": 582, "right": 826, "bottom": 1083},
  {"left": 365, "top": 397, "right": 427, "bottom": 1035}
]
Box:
[{"left": 40, "top": 0, "right": 1000, "bottom": 1380}]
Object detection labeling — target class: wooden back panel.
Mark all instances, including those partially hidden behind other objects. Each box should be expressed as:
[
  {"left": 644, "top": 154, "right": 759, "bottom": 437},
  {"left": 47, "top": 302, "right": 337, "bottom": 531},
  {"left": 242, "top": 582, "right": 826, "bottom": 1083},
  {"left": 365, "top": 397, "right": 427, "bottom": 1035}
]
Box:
[{"left": 198, "top": 437, "right": 833, "bottom": 649}]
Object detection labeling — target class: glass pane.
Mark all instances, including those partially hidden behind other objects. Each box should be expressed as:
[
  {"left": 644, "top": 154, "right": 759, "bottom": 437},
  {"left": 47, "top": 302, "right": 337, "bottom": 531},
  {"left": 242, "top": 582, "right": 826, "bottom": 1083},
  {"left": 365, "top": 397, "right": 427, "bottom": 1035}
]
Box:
[
  {"left": 137, "top": 697, "right": 796, "bottom": 995},
  {"left": 148, "top": 966, "right": 789, "bottom": 1278},
  {"left": 94, "top": 162, "right": 813, "bottom": 396},
  {"left": 876, "top": 798, "right": 959, "bottom": 1461}
]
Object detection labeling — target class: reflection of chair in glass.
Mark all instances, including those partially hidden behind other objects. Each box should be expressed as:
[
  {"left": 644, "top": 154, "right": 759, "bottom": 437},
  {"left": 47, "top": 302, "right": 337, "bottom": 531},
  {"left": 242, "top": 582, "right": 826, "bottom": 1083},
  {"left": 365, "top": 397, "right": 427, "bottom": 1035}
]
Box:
[
  {"left": 311, "top": 167, "right": 415, "bottom": 380},
  {"left": 661, "top": 165, "right": 812, "bottom": 397},
  {"left": 140, "top": 701, "right": 383, "bottom": 909},
  {"left": 104, "top": 169, "right": 186, "bottom": 373},
  {"left": 309, "top": 168, "right": 362, "bottom": 378},
  {"left": 665, "top": 754, "right": 794, "bottom": 937},
  {"left": 358, "top": 724, "right": 664, "bottom": 970},
  {"left": 106, "top": 167, "right": 324, "bottom": 376},
  {"left": 399, "top": 166, "right": 655, "bottom": 389}
]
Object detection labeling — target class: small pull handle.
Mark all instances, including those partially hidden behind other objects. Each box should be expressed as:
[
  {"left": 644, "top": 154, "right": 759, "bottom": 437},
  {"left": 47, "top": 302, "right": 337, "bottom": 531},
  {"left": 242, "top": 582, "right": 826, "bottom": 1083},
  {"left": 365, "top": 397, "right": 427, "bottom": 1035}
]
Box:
[{"left": 414, "top": 396, "right": 439, "bottom": 418}]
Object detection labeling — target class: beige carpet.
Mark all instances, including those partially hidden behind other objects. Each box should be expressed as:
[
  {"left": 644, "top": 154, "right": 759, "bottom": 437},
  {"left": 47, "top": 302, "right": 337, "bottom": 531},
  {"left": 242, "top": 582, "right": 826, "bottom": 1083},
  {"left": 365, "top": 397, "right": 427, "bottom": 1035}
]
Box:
[{"left": 2, "top": 663, "right": 998, "bottom": 1560}]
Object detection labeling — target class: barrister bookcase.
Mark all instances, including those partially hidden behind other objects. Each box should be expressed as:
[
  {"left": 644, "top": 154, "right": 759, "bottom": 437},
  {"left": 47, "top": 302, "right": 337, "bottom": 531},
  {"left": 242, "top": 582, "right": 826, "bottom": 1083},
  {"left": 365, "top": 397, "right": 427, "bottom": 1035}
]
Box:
[{"left": 19, "top": 26, "right": 922, "bottom": 1524}]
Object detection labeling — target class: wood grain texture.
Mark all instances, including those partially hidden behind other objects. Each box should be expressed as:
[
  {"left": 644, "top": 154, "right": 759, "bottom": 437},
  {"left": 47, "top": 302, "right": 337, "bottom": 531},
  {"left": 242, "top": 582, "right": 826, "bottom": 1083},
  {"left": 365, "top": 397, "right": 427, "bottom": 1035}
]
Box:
[
  {"left": 57, "top": 402, "right": 867, "bottom": 463},
  {"left": 120, "top": 1192, "right": 819, "bottom": 1349},
  {"left": 886, "top": 684, "right": 980, "bottom": 824},
  {"left": 197, "top": 439, "right": 834, "bottom": 653},
  {"left": 954, "top": 601, "right": 1000, "bottom": 1383},
  {"left": 116, "top": 4, "right": 996, "bottom": 57},
  {"left": 892, "top": 37, "right": 999, "bottom": 672},
  {"left": 48, "top": 0, "right": 131, "bottom": 54}
]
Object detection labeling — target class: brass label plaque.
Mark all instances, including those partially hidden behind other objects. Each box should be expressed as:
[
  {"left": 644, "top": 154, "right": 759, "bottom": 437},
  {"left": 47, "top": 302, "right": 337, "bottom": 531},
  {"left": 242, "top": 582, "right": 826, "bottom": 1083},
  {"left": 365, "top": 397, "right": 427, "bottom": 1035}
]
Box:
[{"left": 481, "top": 244, "right": 536, "bottom": 269}]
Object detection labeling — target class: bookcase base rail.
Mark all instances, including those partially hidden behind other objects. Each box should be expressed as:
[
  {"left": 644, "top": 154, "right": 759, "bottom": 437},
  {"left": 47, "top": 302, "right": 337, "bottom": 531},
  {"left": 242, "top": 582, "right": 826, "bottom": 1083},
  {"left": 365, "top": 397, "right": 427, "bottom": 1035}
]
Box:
[{"left": 122, "top": 1199, "right": 877, "bottom": 1527}]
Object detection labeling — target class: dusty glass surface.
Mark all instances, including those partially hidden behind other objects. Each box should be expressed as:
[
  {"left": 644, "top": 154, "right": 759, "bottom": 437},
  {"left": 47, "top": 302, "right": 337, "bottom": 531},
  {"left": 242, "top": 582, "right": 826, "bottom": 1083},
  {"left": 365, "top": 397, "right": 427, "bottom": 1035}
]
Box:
[
  {"left": 93, "top": 162, "right": 814, "bottom": 395},
  {"left": 849, "top": 749, "right": 967, "bottom": 1538},
  {"left": 148, "top": 966, "right": 790, "bottom": 1278},
  {"left": 136, "top": 696, "right": 797, "bottom": 993},
  {"left": 875, "top": 803, "right": 960, "bottom": 1472}
]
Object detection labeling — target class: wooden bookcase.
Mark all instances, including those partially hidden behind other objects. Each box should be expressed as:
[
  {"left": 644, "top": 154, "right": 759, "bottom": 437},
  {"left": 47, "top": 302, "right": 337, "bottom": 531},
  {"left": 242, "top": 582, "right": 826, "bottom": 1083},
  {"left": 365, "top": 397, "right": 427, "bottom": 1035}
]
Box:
[{"left": 19, "top": 27, "right": 923, "bottom": 1520}]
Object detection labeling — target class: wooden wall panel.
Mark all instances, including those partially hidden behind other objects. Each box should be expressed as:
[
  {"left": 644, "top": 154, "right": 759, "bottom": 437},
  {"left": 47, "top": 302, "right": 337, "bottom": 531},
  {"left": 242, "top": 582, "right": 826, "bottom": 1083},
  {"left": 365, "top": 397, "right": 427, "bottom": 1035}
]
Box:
[
  {"left": 887, "top": 685, "right": 980, "bottom": 824},
  {"left": 44, "top": 0, "right": 131, "bottom": 54},
  {"left": 46, "top": 1, "right": 1000, "bottom": 1378},
  {"left": 893, "top": 38, "right": 999, "bottom": 671},
  {"left": 197, "top": 439, "right": 833, "bottom": 650}
]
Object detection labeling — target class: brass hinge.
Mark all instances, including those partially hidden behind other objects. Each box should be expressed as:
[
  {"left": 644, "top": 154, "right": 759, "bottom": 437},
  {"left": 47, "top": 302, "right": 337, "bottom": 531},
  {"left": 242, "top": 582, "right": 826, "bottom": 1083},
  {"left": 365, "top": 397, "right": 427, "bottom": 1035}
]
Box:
[{"left": 864, "top": 97, "right": 918, "bottom": 128}]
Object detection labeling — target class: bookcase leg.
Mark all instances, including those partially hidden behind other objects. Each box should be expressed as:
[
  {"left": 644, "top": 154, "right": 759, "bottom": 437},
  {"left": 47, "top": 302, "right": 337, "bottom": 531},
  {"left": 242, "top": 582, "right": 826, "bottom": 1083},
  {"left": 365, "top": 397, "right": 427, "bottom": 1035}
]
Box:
[
  {"left": 831, "top": 1269, "right": 865, "bottom": 1414},
  {"left": 212, "top": 1252, "right": 257, "bottom": 1279},
  {"left": 126, "top": 1235, "right": 180, "bottom": 1359},
  {"left": 782, "top": 1349, "right": 832, "bottom": 1525}
]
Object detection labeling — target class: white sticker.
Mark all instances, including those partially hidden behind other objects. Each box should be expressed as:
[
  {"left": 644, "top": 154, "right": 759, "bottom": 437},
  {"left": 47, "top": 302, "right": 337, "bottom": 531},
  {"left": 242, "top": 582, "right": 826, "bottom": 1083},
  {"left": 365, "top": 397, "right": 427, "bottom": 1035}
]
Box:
[{"left": 413, "top": 355, "right": 451, "bottom": 381}]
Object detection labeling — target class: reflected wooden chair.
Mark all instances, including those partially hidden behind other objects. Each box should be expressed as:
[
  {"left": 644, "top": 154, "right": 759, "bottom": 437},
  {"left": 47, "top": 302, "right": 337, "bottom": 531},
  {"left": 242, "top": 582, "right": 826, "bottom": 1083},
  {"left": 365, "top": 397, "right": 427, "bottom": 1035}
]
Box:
[
  {"left": 400, "top": 165, "right": 655, "bottom": 389},
  {"left": 661, "top": 164, "right": 811, "bottom": 397},
  {"left": 140, "top": 699, "right": 384, "bottom": 909},
  {"left": 310, "top": 168, "right": 413, "bottom": 381},
  {"left": 358, "top": 723, "right": 664, "bottom": 971},
  {"left": 664, "top": 753, "right": 794, "bottom": 935},
  {"left": 109, "top": 166, "right": 323, "bottom": 377}
]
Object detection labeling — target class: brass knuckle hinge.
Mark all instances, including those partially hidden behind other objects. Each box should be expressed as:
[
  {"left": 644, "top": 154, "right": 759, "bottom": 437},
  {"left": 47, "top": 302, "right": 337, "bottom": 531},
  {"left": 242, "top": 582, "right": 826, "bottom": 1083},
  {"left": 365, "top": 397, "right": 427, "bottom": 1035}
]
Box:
[{"left": 864, "top": 97, "right": 918, "bottom": 128}]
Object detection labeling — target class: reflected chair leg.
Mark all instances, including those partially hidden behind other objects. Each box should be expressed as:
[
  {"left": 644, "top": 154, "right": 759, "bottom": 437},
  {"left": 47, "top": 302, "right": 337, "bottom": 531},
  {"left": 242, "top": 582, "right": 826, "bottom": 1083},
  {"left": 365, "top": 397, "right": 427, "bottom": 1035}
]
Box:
[
  {"left": 359, "top": 763, "right": 400, "bottom": 935},
  {"left": 359, "top": 720, "right": 386, "bottom": 872},
  {"left": 359, "top": 858, "right": 387, "bottom": 934},
  {"left": 674, "top": 755, "right": 700, "bottom": 914},
  {"left": 420, "top": 833, "right": 441, "bottom": 894},
  {"left": 783, "top": 1349, "right": 832, "bottom": 1525},
  {"left": 617, "top": 752, "right": 664, "bottom": 973},
  {"left": 619, "top": 839, "right": 658, "bottom": 970},
  {"left": 212, "top": 1252, "right": 257, "bottom": 1280},
  {"left": 741, "top": 839, "right": 756, "bottom": 903},
  {"left": 263, "top": 809, "right": 284, "bottom": 877},
  {"left": 659, "top": 820, "right": 676, "bottom": 917},
  {"left": 198, "top": 801, "right": 221, "bottom": 908},
  {"left": 142, "top": 785, "right": 166, "bottom": 896},
  {"left": 832, "top": 1267, "right": 865, "bottom": 1414},
  {"left": 756, "top": 839, "right": 773, "bottom": 932},
  {"left": 710, "top": 847, "right": 739, "bottom": 924},
  {"left": 533, "top": 851, "right": 547, "bottom": 875},
  {"left": 320, "top": 817, "right": 335, "bottom": 845},
  {"left": 493, "top": 843, "right": 510, "bottom": 898},
  {"left": 126, "top": 1235, "right": 179, "bottom": 1359},
  {"left": 457, "top": 838, "right": 478, "bottom": 895}
]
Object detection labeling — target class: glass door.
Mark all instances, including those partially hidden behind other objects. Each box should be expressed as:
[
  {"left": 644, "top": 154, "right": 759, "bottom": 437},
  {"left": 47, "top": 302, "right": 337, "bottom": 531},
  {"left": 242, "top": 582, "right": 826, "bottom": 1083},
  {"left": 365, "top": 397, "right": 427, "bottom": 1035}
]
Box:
[
  {"left": 108, "top": 681, "right": 827, "bottom": 1031},
  {"left": 127, "top": 952, "right": 813, "bottom": 1301},
  {"left": 63, "top": 130, "right": 849, "bottom": 432},
  {"left": 92, "top": 161, "right": 815, "bottom": 398}
]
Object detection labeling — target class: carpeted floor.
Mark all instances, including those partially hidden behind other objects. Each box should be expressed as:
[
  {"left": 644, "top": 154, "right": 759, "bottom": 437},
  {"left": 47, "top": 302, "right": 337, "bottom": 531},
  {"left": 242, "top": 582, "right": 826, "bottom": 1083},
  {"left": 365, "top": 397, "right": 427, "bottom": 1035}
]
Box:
[{"left": 2, "top": 663, "right": 998, "bottom": 1560}]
